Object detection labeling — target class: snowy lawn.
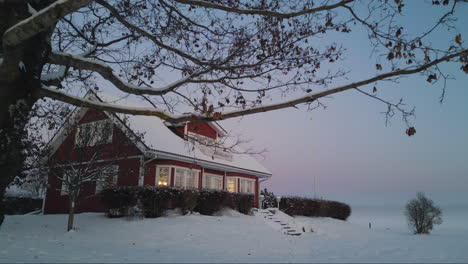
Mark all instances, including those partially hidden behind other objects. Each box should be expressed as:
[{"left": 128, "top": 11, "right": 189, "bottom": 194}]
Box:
[{"left": 1, "top": 207, "right": 468, "bottom": 263}]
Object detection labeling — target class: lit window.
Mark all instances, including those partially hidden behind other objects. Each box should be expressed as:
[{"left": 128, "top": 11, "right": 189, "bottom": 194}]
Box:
[
  {"left": 156, "top": 166, "right": 170, "bottom": 186},
  {"left": 227, "top": 177, "right": 237, "bottom": 193},
  {"left": 95, "top": 166, "right": 119, "bottom": 194},
  {"left": 75, "top": 120, "right": 113, "bottom": 147}
]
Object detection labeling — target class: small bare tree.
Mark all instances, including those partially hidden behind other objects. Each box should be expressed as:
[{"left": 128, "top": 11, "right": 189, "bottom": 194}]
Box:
[
  {"left": 405, "top": 192, "right": 443, "bottom": 234},
  {"left": 50, "top": 117, "right": 120, "bottom": 231}
]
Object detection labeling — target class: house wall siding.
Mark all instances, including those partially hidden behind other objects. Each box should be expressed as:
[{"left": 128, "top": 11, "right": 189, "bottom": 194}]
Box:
[
  {"left": 44, "top": 109, "right": 143, "bottom": 214},
  {"left": 174, "top": 122, "right": 218, "bottom": 139}
]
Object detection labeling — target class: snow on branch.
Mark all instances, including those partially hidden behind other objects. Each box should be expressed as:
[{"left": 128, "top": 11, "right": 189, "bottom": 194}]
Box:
[
  {"left": 47, "top": 51, "right": 211, "bottom": 96},
  {"left": 39, "top": 49, "right": 467, "bottom": 124},
  {"left": 172, "top": 0, "right": 353, "bottom": 18},
  {"left": 3, "top": 0, "right": 93, "bottom": 47}
]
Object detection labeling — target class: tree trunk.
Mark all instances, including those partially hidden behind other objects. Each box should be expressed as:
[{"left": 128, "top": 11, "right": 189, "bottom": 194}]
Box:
[
  {"left": 0, "top": 0, "right": 54, "bottom": 226},
  {"left": 67, "top": 198, "right": 75, "bottom": 231}
]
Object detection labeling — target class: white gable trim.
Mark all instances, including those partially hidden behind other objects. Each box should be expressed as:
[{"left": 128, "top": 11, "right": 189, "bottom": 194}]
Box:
[
  {"left": 42, "top": 92, "right": 150, "bottom": 163},
  {"left": 102, "top": 110, "right": 150, "bottom": 154},
  {"left": 41, "top": 104, "right": 88, "bottom": 163},
  {"left": 208, "top": 122, "right": 227, "bottom": 137}
]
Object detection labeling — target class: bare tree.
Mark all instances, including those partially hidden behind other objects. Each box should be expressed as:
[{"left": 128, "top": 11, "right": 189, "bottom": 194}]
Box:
[
  {"left": 0, "top": 0, "right": 467, "bottom": 225},
  {"left": 49, "top": 116, "right": 120, "bottom": 231},
  {"left": 405, "top": 192, "right": 443, "bottom": 234}
]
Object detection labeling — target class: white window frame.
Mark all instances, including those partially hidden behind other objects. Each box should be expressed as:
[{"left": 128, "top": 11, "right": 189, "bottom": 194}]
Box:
[
  {"left": 155, "top": 165, "right": 171, "bottom": 187},
  {"left": 60, "top": 170, "right": 70, "bottom": 196},
  {"left": 174, "top": 167, "right": 200, "bottom": 189},
  {"left": 95, "top": 165, "right": 119, "bottom": 194},
  {"left": 75, "top": 119, "right": 113, "bottom": 147},
  {"left": 239, "top": 178, "right": 255, "bottom": 194},
  {"left": 187, "top": 131, "right": 216, "bottom": 146},
  {"left": 203, "top": 173, "right": 224, "bottom": 190},
  {"left": 226, "top": 177, "right": 238, "bottom": 193}
]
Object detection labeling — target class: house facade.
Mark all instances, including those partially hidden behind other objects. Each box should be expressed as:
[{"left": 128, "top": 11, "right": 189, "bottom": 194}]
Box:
[{"left": 43, "top": 93, "right": 272, "bottom": 214}]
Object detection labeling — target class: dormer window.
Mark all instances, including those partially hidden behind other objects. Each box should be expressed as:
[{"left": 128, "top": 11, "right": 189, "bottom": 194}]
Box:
[
  {"left": 75, "top": 120, "right": 113, "bottom": 147},
  {"left": 187, "top": 131, "right": 215, "bottom": 146}
]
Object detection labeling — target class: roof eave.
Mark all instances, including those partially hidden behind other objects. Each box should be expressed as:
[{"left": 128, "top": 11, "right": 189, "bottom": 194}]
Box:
[{"left": 148, "top": 150, "right": 272, "bottom": 178}]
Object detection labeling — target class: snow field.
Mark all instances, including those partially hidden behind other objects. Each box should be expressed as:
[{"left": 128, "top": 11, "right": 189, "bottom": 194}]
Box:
[{"left": 1, "top": 206, "right": 467, "bottom": 263}]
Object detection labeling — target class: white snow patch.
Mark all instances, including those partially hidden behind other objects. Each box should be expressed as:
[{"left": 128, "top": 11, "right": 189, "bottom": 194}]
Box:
[
  {"left": 18, "top": 61, "right": 26, "bottom": 72},
  {"left": 1, "top": 207, "right": 468, "bottom": 263},
  {"left": 27, "top": 3, "right": 38, "bottom": 15},
  {"left": 212, "top": 207, "right": 244, "bottom": 217}
]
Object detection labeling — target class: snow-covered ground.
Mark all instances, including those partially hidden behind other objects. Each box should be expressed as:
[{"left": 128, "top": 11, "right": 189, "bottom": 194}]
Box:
[{"left": 1, "top": 206, "right": 468, "bottom": 263}]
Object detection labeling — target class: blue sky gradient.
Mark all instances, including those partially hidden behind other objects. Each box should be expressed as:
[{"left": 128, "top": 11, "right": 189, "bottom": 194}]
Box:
[{"left": 223, "top": 2, "right": 468, "bottom": 206}]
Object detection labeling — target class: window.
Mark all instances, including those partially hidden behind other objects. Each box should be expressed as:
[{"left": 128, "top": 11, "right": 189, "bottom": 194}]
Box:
[
  {"left": 203, "top": 173, "right": 223, "bottom": 190},
  {"left": 95, "top": 166, "right": 119, "bottom": 194},
  {"left": 187, "top": 131, "right": 216, "bottom": 146},
  {"left": 75, "top": 120, "right": 113, "bottom": 147},
  {"left": 156, "top": 166, "right": 170, "bottom": 187},
  {"left": 240, "top": 178, "right": 255, "bottom": 194},
  {"left": 60, "top": 170, "right": 71, "bottom": 196},
  {"left": 187, "top": 132, "right": 233, "bottom": 162},
  {"left": 174, "top": 168, "right": 199, "bottom": 189},
  {"left": 226, "top": 177, "right": 237, "bottom": 193}
]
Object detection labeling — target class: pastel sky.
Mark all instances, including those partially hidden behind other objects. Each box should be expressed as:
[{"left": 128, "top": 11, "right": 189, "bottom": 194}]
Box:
[
  {"left": 82, "top": 2, "right": 467, "bottom": 207},
  {"left": 221, "top": 2, "right": 468, "bottom": 206}
]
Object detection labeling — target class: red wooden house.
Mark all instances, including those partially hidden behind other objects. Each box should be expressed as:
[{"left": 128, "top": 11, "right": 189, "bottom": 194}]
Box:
[{"left": 43, "top": 92, "right": 272, "bottom": 214}]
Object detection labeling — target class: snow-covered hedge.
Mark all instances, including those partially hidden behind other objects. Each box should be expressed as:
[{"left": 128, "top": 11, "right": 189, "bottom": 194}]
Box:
[
  {"left": 99, "top": 186, "right": 254, "bottom": 218},
  {"left": 279, "top": 197, "right": 351, "bottom": 220}
]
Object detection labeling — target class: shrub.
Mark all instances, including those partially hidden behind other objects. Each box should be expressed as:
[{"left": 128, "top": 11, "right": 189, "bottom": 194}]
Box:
[
  {"left": 260, "top": 188, "right": 277, "bottom": 209},
  {"left": 178, "top": 189, "right": 199, "bottom": 215},
  {"left": 195, "top": 190, "right": 229, "bottom": 215},
  {"left": 234, "top": 193, "right": 255, "bottom": 215},
  {"left": 279, "top": 196, "right": 351, "bottom": 220},
  {"left": 100, "top": 186, "right": 255, "bottom": 218},
  {"left": 137, "top": 187, "right": 176, "bottom": 218},
  {"left": 405, "top": 192, "right": 443, "bottom": 234},
  {"left": 2, "top": 197, "right": 43, "bottom": 215},
  {"left": 99, "top": 186, "right": 138, "bottom": 217}
]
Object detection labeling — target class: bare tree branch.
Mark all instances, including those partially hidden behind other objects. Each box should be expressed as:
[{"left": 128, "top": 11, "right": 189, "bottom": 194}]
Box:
[
  {"left": 3, "top": 0, "right": 93, "bottom": 47},
  {"left": 39, "top": 49, "right": 467, "bottom": 124},
  {"left": 47, "top": 51, "right": 212, "bottom": 95},
  {"left": 172, "top": 0, "right": 353, "bottom": 18}
]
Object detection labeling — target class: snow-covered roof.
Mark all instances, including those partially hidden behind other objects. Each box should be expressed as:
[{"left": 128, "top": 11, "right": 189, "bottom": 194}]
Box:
[{"left": 93, "top": 92, "right": 272, "bottom": 178}]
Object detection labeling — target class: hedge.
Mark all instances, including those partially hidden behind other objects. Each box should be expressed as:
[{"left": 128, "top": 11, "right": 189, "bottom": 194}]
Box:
[
  {"left": 2, "top": 197, "right": 43, "bottom": 215},
  {"left": 99, "top": 186, "right": 254, "bottom": 218},
  {"left": 279, "top": 196, "right": 351, "bottom": 220}
]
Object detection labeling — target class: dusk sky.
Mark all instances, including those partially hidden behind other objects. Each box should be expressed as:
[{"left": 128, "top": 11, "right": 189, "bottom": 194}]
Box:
[
  {"left": 88, "top": 2, "right": 468, "bottom": 207},
  {"left": 221, "top": 2, "right": 468, "bottom": 206}
]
